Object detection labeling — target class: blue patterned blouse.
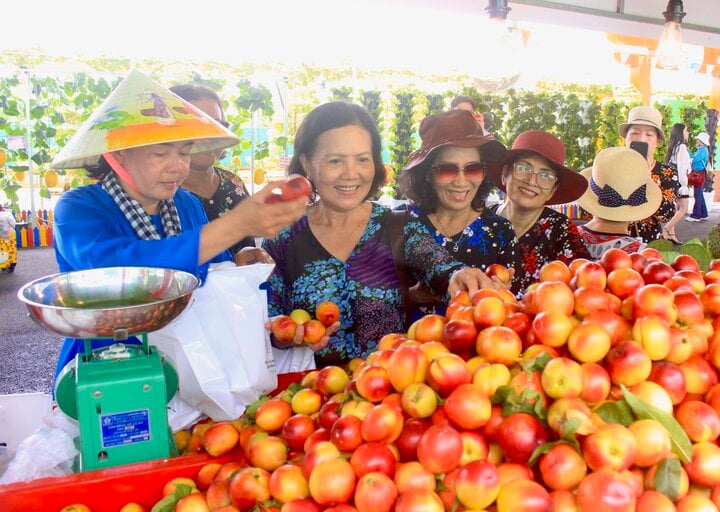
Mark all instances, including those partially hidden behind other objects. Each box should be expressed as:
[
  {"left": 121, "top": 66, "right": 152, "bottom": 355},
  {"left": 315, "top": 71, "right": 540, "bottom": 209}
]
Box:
[{"left": 262, "top": 202, "right": 464, "bottom": 367}]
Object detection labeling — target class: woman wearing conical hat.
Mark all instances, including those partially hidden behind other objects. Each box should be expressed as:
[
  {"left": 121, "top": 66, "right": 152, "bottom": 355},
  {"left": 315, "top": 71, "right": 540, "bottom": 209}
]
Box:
[{"left": 50, "top": 70, "right": 308, "bottom": 380}]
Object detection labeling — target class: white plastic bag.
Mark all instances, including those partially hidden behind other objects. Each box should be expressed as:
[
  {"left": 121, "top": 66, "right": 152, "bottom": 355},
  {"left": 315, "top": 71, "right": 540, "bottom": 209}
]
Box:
[
  {"left": 151, "top": 263, "right": 313, "bottom": 423},
  {"left": 0, "top": 408, "right": 79, "bottom": 484}
]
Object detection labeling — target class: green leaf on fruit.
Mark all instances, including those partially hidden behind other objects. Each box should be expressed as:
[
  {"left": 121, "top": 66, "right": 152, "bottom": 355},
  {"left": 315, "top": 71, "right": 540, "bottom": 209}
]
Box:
[
  {"left": 653, "top": 457, "right": 682, "bottom": 502},
  {"left": 277, "top": 382, "right": 303, "bottom": 402},
  {"left": 647, "top": 238, "right": 675, "bottom": 252},
  {"left": 521, "top": 351, "right": 553, "bottom": 372},
  {"left": 151, "top": 483, "right": 193, "bottom": 512},
  {"left": 244, "top": 394, "right": 270, "bottom": 422},
  {"left": 527, "top": 440, "right": 556, "bottom": 466},
  {"left": 491, "top": 385, "right": 513, "bottom": 405},
  {"left": 593, "top": 399, "right": 633, "bottom": 426},
  {"left": 558, "top": 417, "right": 583, "bottom": 450},
  {"left": 492, "top": 384, "right": 547, "bottom": 423},
  {"left": 621, "top": 385, "right": 692, "bottom": 463},
  {"left": 658, "top": 250, "right": 680, "bottom": 266},
  {"left": 679, "top": 243, "right": 711, "bottom": 271},
  {"left": 682, "top": 237, "right": 705, "bottom": 246}
]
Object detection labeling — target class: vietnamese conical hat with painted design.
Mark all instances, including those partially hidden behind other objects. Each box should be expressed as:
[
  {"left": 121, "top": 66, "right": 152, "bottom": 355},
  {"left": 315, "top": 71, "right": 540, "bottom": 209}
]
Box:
[{"left": 51, "top": 69, "right": 240, "bottom": 170}]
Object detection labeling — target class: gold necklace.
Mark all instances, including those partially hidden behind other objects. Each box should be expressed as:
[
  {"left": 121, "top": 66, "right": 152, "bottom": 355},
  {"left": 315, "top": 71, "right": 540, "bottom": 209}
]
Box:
[{"left": 433, "top": 210, "right": 476, "bottom": 253}]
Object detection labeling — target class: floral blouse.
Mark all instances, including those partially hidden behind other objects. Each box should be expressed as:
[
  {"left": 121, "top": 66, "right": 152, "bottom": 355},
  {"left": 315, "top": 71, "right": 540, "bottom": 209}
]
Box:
[
  {"left": 628, "top": 161, "right": 679, "bottom": 243},
  {"left": 186, "top": 167, "right": 255, "bottom": 255},
  {"left": 578, "top": 226, "right": 645, "bottom": 260},
  {"left": 408, "top": 205, "right": 522, "bottom": 296},
  {"left": 262, "top": 203, "right": 464, "bottom": 367},
  {"left": 493, "top": 206, "right": 590, "bottom": 294}
]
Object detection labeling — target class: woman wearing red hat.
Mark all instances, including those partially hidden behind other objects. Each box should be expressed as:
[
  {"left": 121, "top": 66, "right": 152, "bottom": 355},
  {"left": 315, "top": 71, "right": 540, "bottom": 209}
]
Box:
[
  {"left": 491, "top": 130, "right": 590, "bottom": 293},
  {"left": 398, "top": 109, "right": 520, "bottom": 304},
  {"left": 262, "top": 101, "right": 500, "bottom": 367}
]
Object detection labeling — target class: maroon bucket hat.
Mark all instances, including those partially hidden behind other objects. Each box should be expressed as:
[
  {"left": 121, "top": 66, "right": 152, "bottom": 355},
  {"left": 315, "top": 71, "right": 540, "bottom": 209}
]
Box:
[
  {"left": 402, "top": 109, "right": 506, "bottom": 173},
  {"left": 493, "top": 130, "right": 588, "bottom": 205}
]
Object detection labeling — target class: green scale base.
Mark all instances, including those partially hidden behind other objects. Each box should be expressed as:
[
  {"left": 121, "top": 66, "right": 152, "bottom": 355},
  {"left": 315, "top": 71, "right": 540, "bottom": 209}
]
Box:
[{"left": 55, "top": 342, "right": 179, "bottom": 471}]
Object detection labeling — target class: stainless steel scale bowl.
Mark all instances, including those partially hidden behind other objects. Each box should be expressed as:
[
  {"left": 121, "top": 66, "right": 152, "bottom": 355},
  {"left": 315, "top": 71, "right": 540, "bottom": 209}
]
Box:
[{"left": 18, "top": 266, "right": 199, "bottom": 339}]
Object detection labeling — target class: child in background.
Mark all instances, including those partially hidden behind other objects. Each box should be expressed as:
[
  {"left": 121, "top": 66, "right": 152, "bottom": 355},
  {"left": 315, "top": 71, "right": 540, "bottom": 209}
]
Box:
[{"left": 577, "top": 147, "right": 663, "bottom": 259}]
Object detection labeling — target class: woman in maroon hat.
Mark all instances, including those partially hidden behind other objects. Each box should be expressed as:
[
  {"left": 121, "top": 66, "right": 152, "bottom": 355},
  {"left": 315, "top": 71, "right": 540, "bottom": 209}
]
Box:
[
  {"left": 399, "top": 109, "right": 521, "bottom": 303},
  {"left": 262, "top": 101, "right": 500, "bottom": 367},
  {"left": 490, "top": 130, "right": 590, "bottom": 293}
]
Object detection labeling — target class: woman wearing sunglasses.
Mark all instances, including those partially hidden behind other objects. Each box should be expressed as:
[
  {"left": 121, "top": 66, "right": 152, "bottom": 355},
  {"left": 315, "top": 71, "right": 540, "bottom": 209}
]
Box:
[
  {"left": 262, "top": 102, "right": 500, "bottom": 367},
  {"left": 170, "top": 83, "right": 272, "bottom": 265},
  {"left": 398, "top": 109, "right": 520, "bottom": 308},
  {"left": 491, "top": 130, "right": 590, "bottom": 293}
]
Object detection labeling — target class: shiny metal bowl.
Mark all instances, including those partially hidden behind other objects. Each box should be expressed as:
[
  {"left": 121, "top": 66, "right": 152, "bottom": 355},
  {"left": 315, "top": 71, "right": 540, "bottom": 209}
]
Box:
[{"left": 18, "top": 267, "right": 200, "bottom": 338}]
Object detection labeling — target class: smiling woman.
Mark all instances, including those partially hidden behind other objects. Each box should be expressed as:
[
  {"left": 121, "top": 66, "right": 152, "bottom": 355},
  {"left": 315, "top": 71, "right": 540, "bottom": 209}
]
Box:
[
  {"left": 262, "top": 101, "right": 502, "bottom": 367},
  {"left": 491, "top": 130, "right": 591, "bottom": 293},
  {"left": 398, "top": 109, "right": 522, "bottom": 314}
]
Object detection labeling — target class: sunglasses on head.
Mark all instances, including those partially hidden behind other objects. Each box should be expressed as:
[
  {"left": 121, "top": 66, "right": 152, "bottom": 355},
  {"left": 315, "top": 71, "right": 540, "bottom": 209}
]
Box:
[{"left": 432, "top": 162, "right": 486, "bottom": 182}]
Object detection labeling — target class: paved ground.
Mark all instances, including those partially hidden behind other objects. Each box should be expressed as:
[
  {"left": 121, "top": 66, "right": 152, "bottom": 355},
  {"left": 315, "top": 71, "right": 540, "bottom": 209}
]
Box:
[
  {"left": 2, "top": 202, "right": 719, "bottom": 396},
  {"left": 0, "top": 247, "right": 60, "bottom": 395}
]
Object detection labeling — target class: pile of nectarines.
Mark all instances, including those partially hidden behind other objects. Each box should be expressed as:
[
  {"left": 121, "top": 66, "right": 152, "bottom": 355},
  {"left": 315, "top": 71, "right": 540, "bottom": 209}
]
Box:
[{"left": 93, "top": 249, "right": 720, "bottom": 511}]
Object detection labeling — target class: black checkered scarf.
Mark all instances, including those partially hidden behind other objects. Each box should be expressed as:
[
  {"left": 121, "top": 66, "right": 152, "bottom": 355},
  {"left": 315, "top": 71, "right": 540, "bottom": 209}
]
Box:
[{"left": 101, "top": 173, "right": 181, "bottom": 240}]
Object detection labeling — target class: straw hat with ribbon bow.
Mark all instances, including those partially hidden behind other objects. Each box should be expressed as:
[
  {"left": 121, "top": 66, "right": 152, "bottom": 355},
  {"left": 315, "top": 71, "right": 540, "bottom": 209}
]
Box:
[{"left": 577, "top": 147, "right": 662, "bottom": 222}]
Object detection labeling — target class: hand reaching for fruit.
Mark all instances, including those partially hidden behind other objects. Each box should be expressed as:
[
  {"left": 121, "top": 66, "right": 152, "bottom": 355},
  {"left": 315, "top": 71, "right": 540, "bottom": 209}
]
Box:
[
  {"left": 485, "top": 263, "right": 515, "bottom": 289},
  {"left": 448, "top": 266, "right": 510, "bottom": 297}
]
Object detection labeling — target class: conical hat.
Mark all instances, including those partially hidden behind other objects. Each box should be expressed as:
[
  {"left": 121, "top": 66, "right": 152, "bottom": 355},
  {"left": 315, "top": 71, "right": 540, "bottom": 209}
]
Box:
[{"left": 51, "top": 69, "right": 240, "bottom": 170}]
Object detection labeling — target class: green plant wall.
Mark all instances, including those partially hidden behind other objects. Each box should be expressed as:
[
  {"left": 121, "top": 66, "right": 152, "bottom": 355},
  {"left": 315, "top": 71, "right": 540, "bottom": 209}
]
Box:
[{"left": 0, "top": 59, "right": 713, "bottom": 208}]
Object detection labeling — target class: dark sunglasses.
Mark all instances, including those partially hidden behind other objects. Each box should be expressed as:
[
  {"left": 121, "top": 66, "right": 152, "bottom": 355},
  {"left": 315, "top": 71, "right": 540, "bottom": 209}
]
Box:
[{"left": 432, "top": 162, "right": 486, "bottom": 182}]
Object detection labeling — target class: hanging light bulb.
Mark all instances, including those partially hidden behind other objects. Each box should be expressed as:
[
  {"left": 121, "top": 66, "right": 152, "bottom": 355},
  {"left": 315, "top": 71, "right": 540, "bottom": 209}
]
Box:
[
  {"left": 474, "top": 0, "right": 524, "bottom": 92},
  {"left": 656, "top": 0, "right": 686, "bottom": 70}
]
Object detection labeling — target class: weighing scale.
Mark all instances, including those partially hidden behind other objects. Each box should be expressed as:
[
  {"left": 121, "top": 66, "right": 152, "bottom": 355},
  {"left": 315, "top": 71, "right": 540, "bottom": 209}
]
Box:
[{"left": 18, "top": 266, "right": 199, "bottom": 471}]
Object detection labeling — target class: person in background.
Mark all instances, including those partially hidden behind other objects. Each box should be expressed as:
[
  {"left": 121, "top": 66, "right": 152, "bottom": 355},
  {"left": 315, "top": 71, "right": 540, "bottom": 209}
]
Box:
[
  {"left": 661, "top": 123, "right": 691, "bottom": 242},
  {"left": 170, "top": 83, "right": 272, "bottom": 265},
  {"left": 262, "top": 101, "right": 500, "bottom": 367},
  {"left": 686, "top": 131, "right": 712, "bottom": 222},
  {"left": 577, "top": 147, "right": 662, "bottom": 258},
  {"left": 450, "top": 95, "right": 490, "bottom": 135},
  {"left": 618, "top": 106, "right": 678, "bottom": 241},
  {"left": 0, "top": 204, "right": 15, "bottom": 239},
  {"left": 50, "top": 70, "right": 308, "bottom": 382},
  {"left": 0, "top": 204, "right": 17, "bottom": 272},
  {"left": 398, "top": 109, "right": 520, "bottom": 308},
  {"left": 491, "top": 130, "right": 590, "bottom": 293}
]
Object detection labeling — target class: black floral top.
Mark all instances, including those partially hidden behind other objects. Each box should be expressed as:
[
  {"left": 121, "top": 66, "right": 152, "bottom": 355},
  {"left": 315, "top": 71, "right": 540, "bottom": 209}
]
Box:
[
  {"left": 262, "top": 203, "right": 464, "bottom": 367},
  {"left": 186, "top": 167, "right": 255, "bottom": 255},
  {"left": 628, "top": 161, "right": 679, "bottom": 243},
  {"left": 408, "top": 205, "right": 522, "bottom": 296},
  {"left": 492, "top": 206, "right": 590, "bottom": 294}
]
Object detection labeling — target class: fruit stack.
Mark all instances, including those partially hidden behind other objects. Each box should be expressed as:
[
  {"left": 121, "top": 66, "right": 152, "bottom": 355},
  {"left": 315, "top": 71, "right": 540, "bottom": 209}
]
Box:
[{"left": 64, "top": 248, "right": 720, "bottom": 511}]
